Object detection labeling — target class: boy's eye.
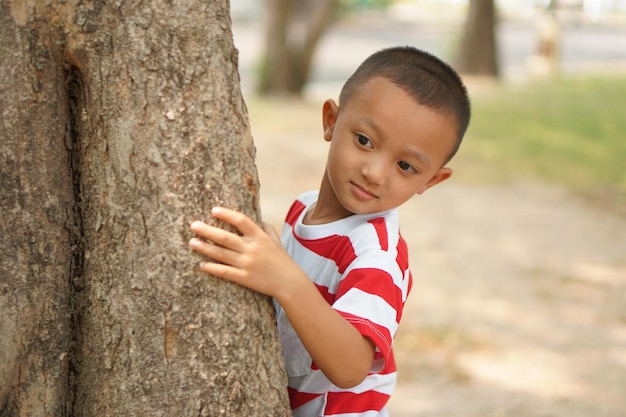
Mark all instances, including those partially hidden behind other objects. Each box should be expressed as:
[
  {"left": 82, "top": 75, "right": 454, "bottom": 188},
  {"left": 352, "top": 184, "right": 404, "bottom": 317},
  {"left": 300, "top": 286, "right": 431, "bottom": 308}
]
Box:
[
  {"left": 398, "top": 161, "right": 418, "bottom": 173},
  {"left": 356, "top": 134, "right": 372, "bottom": 148}
]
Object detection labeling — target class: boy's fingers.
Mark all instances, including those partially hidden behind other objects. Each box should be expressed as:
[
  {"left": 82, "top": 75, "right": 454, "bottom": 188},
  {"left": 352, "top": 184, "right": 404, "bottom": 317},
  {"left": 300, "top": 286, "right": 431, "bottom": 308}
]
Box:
[
  {"left": 189, "top": 237, "right": 238, "bottom": 266},
  {"left": 189, "top": 222, "right": 243, "bottom": 252},
  {"left": 211, "top": 207, "right": 260, "bottom": 236},
  {"left": 189, "top": 220, "right": 219, "bottom": 238},
  {"left": 199, "top": 260, "right": 245, "bottom": 285}
]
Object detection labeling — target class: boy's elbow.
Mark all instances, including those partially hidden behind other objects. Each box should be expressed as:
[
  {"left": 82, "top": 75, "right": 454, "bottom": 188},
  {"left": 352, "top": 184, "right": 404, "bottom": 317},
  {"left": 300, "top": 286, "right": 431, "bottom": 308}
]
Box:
[
  {"left": 328, "top": 364, "right": 370, "bottom": 389},
  {"left": 328, "top": 337, "right": 376, "bottom": 388},
  {"left": 333, "top": 374, "right": 367, "bottom": 389}
]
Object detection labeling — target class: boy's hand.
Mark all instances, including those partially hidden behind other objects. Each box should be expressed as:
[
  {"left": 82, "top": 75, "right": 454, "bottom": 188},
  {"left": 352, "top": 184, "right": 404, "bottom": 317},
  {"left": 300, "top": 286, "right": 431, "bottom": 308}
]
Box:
[
  {"left": 189, "top": 207, "right": 294, "bottom": 297},
  {"left": 189, "top": 207, "right": 376, "bottom": 388}
]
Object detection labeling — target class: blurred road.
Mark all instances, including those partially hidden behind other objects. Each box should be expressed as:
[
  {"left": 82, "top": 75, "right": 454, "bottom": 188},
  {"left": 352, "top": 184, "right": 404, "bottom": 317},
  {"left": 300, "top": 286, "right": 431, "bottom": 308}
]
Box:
[{"left": 232, "top": 12, "right": 626, "bottom": 96}]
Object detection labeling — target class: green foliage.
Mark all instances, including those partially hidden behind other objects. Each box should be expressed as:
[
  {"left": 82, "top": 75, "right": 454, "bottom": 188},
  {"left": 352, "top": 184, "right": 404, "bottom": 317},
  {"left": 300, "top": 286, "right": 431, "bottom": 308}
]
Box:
[
  {"left": 339, "top": 0, "right": 392, "bottom": 10},
  {"left": 457, "top": 76, "right": 626, "bottom": 211}
]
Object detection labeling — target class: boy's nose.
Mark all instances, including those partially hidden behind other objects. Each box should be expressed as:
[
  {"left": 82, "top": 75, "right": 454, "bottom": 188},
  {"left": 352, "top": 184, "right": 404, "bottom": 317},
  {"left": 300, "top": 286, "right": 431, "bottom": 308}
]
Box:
[{"left": 361, "top": 159, "right": 387, "bottom": 185}]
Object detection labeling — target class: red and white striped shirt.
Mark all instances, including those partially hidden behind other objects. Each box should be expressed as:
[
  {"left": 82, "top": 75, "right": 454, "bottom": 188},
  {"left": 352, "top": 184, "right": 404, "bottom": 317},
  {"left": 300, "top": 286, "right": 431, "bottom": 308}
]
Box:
[{"left": 276, "top": 191, "right": 413, "bottom": 416}]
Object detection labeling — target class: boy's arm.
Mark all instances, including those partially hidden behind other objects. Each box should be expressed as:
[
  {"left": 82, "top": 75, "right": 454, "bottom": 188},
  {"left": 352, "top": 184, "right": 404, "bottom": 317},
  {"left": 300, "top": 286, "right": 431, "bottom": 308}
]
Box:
[{"left": 189, "top": 207, "right": 375, "bottom": 388}]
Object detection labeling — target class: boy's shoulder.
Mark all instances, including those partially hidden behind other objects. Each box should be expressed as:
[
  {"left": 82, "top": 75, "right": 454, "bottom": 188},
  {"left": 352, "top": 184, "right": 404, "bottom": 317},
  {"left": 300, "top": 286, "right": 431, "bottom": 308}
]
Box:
[
  {"left": 288, "top": 191, "right": 402, "bottom": 253},
  {"left": 284, "top": 191, "right": 317, "bottom": 227},
  {"left": 292, "top": 190, "right": 318, "bottom": 209},
  {"left": 288, "top": 191, "right": 400, "bottom": 232}
]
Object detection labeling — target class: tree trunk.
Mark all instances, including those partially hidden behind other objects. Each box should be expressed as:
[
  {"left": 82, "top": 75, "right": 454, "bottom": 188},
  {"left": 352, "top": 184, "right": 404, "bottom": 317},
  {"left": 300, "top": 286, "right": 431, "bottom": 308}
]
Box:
[
  {"left": 0, "top": 3, "right": 74, "bottom": 414},
  {"left": 0, "top": 1, "right": 290, "bottom": 416},
  {"left": 258, "top": 0, "right": 338, "bottom": 96},
  {"left": 455, "top": 0, "right": 499, "bottom": 78}
]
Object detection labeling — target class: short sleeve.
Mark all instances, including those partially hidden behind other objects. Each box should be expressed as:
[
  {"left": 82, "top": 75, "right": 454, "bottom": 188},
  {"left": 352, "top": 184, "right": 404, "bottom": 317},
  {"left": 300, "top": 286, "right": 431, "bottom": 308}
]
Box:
[{"left": 331, "top": 254, "right": 406, "bottom": 372}]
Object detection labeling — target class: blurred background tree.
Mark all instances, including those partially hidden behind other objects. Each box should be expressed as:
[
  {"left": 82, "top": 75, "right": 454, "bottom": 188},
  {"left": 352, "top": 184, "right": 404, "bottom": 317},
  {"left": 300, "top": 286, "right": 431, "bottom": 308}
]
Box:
[
  {"left": 455, "top": 0, "right": 499, "bottom": 78},
  {"left": 258, "top": 0, "right": 340, "bottom": 96},
  {"left": 257, "top": 0, "right": 502, "bottom": 95}
]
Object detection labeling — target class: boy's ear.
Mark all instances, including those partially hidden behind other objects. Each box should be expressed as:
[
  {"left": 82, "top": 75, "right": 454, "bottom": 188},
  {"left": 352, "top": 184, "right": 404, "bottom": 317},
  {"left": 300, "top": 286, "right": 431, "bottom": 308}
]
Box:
[
  {"left": 417, "top": 167, "right": 452, "bottom": 195},
  {"left": 322, "top": 99, "right": 339, "bottom": 142}
]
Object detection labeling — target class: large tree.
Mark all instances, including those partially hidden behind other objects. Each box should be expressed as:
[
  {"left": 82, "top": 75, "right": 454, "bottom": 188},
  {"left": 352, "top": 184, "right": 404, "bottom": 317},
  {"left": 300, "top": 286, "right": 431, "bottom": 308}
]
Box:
[
  {"left": 455, "top": 0, "right": 499, "bottom": 78},
  {"left": 0, "top": 1, "right": 290, "bottom": 415}
]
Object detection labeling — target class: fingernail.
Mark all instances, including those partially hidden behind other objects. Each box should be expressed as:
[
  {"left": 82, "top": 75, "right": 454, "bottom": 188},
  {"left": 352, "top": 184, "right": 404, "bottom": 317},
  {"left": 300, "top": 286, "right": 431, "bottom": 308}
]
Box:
[{"left": 211, "top": 207, "right": 221, "bottom": 215}]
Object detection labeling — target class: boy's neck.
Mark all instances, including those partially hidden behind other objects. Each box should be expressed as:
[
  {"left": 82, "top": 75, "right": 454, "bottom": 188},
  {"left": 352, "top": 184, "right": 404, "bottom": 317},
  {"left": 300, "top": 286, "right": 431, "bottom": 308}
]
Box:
[{"left": 303, "top": 172, "right": 354, "bottom": 225}]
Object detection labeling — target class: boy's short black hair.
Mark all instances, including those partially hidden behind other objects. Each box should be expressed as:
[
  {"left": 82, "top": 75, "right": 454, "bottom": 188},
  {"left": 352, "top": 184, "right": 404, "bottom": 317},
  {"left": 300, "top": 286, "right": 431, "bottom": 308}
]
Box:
[{"left": 339, "top": 46, "right": 471, "bottom": 163}]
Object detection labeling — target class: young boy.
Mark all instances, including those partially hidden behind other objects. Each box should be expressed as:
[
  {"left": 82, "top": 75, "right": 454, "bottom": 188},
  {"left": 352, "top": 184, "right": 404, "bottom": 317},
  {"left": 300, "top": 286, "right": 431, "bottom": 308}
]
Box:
[{"left": 189, "top": 46, "right": 471, "bottom": 416}]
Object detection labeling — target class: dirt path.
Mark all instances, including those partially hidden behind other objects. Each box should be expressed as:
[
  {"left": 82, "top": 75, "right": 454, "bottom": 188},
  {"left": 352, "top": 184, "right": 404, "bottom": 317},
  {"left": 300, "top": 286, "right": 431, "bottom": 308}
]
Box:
[
  {"left": 248, "top": 98, "right": 626, "bottom": 417},
  {"left": 388, "top": 183, "right": 626, "bottom": 417}
]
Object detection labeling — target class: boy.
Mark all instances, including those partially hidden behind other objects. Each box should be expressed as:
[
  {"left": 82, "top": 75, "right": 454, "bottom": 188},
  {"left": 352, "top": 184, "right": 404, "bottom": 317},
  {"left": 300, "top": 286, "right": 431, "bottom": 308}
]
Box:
[{"left": 189, "top": 46, "right": 471, "bottom": 416}]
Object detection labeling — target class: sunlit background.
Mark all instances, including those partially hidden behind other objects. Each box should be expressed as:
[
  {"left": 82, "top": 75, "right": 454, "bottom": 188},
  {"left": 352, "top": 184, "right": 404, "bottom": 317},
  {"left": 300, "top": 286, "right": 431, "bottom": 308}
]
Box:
[{"left": 229, "top": 1, "right": 626, "bottom": 416}]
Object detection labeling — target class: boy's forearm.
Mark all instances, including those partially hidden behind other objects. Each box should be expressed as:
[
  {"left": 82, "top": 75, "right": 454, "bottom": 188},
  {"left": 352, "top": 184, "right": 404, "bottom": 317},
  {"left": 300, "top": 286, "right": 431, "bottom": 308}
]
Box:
[{"left": 276, "top": 271, "right": 375, "bottom": 389}]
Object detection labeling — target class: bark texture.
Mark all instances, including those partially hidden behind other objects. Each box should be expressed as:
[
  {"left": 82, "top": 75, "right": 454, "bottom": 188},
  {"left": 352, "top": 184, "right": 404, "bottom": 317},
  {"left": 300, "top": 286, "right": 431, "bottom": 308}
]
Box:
[
  {"left": 0, "top": 1, "right": 290, "bottom": 416},
  {"left": 455, "top": 0, "right": 499, "bottom": 78},
  {"left": 0, "top": 2, "right": 73, "bottom": 414}
]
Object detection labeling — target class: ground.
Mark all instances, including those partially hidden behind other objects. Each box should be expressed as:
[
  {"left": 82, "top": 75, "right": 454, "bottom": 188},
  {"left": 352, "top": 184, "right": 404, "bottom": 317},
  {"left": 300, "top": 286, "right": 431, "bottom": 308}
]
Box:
[{"left": 248, "top": 96, "right": 626, "bottom": 417}]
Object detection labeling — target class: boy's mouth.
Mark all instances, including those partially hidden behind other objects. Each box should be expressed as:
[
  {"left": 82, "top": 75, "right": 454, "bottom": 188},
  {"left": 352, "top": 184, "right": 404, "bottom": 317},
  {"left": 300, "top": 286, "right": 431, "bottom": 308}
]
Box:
[{"left": 350, "top": 182, "right": 378, "bottom": 200}]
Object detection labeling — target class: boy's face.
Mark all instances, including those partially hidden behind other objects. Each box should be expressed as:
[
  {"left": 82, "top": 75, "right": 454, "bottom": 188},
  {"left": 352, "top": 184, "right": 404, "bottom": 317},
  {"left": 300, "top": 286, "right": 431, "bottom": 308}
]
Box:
[{"left": 320, "top": 76, "right": 457, "bottom": 217}]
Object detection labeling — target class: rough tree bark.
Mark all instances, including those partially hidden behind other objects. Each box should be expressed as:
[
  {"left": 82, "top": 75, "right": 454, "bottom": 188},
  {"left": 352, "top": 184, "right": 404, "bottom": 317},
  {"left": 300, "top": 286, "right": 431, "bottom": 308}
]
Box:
[
  {"left": 0, "top": 1, "right": 290, "bottom": 416},
  {"left": 258, "top": 0, "right": 338, "bottom": 96},
  {"left": 455, "top": 0, "right": 499, "bottom": 78}
]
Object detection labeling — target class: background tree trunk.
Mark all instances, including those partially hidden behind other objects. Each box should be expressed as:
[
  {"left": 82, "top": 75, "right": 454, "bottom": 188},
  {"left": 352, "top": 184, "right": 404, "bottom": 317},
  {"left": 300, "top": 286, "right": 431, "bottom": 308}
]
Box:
[
  {"left": 0, "top": 1, "right": 290, "bottom": 416},
  {"left": 455, "top": 0, "right": 499, "bottom": 78},
  {"left": 258, "top": 0, "right": 338, "bottom": 96}
]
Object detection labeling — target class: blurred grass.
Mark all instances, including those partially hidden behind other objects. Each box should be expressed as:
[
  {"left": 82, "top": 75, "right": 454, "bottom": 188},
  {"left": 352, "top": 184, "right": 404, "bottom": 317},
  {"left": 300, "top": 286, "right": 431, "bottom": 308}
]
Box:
[
  {"left": 454, "top": 75, "right": 626, "bottom": 212},
  {"left": 248, "top": 75, "right": 626, "bottom": 214}
]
